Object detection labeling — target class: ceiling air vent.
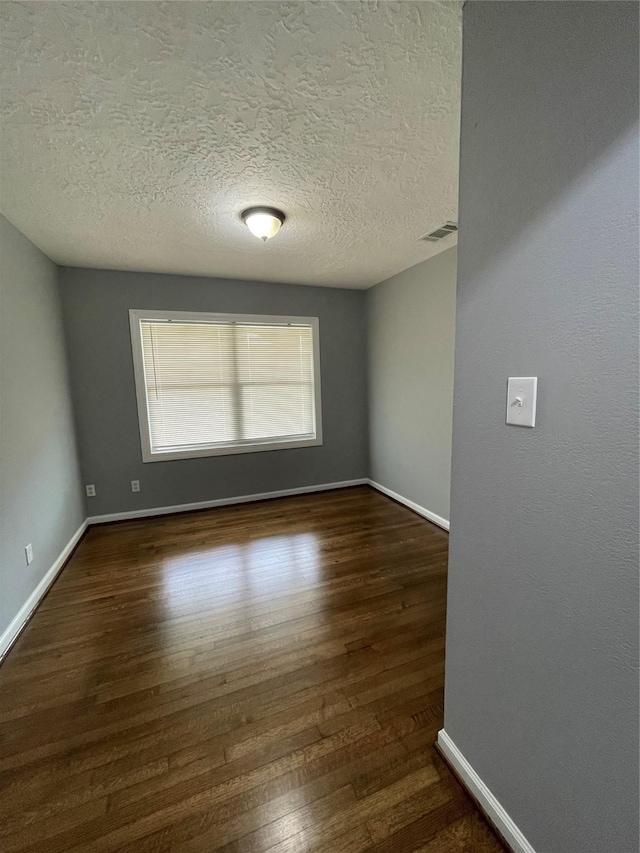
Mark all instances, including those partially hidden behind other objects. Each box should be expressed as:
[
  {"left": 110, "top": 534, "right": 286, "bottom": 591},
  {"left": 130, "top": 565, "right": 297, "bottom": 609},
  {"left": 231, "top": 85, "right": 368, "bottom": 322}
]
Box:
[{"left": 420, "top": 222, "right": 458, "bottom": 242}]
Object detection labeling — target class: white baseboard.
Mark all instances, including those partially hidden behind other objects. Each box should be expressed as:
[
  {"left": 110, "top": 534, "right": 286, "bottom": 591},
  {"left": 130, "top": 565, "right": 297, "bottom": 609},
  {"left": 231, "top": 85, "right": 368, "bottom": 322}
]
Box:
[
  {"left": 437, "top": 730, "right": 536, "bottom": 853},
  {"left": 87, "top": 478, "right": 369, "bottom": 525},
  {"left": 0, "top": 519, "right": 88, "bottom": 661},
  {"left": 367, "top": 479, "right": 450, "bottom": 531}
]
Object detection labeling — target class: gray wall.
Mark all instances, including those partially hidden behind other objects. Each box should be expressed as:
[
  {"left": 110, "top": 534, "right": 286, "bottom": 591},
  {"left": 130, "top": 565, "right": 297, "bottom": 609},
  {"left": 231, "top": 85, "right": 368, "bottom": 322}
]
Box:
[
  {"left": 59, "top": 268, "right": 368, "bottom": 516},
  {"left": 444, "top": 3, "right": 639, "bottom": 852},
  {"left": 0, "top": 216, "right": 85, "bottom": 639},
  {"left": 367, "top": 248, "right": 456, "bottom": 522}
]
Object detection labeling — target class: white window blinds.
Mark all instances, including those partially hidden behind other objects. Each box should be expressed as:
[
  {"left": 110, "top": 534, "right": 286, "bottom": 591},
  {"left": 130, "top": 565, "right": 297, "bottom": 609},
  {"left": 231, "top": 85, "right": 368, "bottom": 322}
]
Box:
[{"left": 131, "top": 312, "right": 321, "bottom": 461}]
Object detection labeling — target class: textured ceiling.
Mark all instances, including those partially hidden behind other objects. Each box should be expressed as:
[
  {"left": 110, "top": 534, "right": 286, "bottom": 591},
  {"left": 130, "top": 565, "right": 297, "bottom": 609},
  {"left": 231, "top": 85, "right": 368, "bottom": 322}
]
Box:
[{"left": 0, "top": 1, "right": 461, "bottom": 289}]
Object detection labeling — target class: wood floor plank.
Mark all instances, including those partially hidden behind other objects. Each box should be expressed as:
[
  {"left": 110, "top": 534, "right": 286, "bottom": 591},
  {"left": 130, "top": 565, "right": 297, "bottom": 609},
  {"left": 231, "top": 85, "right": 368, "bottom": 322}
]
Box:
[{"left": 0, "top": 486, "right": 504, "bottom": 852}]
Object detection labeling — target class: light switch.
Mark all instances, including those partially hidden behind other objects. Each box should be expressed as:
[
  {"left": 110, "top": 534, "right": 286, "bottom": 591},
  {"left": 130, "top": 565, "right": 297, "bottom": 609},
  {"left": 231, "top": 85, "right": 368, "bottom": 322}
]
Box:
[{"left": 506, "top": 377, "right": 537, "bottom": 427}]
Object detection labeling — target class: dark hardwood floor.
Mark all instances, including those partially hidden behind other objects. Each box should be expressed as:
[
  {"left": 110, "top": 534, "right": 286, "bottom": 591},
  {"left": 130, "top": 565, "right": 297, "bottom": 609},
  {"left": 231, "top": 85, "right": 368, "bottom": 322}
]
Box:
[{"left": 0, "top": 486, "right": 504, "bottom": 852}]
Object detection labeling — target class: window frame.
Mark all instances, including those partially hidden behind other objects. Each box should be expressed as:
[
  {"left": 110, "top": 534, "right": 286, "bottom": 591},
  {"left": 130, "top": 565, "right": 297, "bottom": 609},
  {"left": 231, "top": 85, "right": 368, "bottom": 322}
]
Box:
[{"left": 129, "top": 309, "right": 323, "bottom": 463}]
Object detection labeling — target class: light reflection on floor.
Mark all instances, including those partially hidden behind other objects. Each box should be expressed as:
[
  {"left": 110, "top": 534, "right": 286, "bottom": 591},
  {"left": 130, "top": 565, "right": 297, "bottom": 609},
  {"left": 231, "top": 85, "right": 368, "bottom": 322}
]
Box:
[{"left": 160, "top": 533, "right": 321, "bottom": 619}]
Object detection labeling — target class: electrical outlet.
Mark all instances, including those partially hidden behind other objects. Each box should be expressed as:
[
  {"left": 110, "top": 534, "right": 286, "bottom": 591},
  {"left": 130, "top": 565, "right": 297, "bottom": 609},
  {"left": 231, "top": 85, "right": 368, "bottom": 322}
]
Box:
[
  {"left": 86, "top": 484, "right": 96, "bottom": 497},
  {"left": 25, "top": 543, "right": 33, "bottom": 565},
  {"left": 131, "top": 480, "right": 140, "bottom": 493}
]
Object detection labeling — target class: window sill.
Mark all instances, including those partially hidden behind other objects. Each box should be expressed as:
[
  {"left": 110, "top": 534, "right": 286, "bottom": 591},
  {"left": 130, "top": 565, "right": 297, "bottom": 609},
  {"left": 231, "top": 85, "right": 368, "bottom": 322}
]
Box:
[{"left": 142, "top": 436, "right": 323, "bottom": 463}]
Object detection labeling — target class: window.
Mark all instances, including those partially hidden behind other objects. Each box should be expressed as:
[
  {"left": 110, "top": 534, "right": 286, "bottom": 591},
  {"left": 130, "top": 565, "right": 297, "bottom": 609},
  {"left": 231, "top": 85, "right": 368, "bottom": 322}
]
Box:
[{"left": 129, "top": 310, "right": 322, "bottom": 462}]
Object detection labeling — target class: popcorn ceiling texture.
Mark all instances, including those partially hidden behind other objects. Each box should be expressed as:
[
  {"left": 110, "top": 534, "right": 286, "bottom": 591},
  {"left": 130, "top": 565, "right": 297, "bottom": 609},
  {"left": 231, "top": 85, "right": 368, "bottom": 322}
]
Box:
[{"left": 0, "top": 1, "right": 461, "bottom": 288}]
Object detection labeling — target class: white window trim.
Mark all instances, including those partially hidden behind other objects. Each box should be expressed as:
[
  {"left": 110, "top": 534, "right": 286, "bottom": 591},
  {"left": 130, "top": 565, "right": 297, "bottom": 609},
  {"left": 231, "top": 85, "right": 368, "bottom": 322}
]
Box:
[{"left": 129, "top": 309, "right": 323, "bottom": 463}]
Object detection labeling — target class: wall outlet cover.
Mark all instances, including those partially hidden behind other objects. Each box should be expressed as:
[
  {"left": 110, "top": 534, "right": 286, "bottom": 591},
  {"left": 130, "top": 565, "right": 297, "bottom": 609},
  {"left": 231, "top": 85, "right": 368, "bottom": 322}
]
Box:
[
  {"left": 25, "top": 543, "right": 34, "bottom": 565},
  {"left": 86, "top": 484, "right": 96, "bottom": 497}
]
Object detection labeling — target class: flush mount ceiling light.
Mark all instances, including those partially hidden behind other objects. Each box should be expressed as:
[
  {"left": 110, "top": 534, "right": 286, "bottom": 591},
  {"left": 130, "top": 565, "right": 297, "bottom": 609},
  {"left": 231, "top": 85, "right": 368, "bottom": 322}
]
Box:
[{"left": 241, "top": 207, "right": 286, "bottom": 241}]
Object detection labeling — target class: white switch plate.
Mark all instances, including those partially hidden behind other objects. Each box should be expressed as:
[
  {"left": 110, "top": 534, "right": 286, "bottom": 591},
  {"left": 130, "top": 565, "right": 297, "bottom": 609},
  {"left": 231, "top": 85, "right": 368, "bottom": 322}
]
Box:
[
  {"left": 131, "top": 480, "right": 140, "bottom": 492},
  {"left": 506, "top": 377, "right": 537, "bottom": 427},
  {"left": 25, "top": 543, "right": 33, "bottom": 565},
  {"left": 86, "top": 484, "right": 96, "bottom": 497}
]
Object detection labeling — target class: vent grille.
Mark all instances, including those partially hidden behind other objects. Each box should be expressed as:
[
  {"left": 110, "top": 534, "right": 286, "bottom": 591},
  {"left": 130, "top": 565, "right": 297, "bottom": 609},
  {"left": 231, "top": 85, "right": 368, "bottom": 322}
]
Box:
[{"left": 420, "top": 222, "right": 458, "bottom": 243}]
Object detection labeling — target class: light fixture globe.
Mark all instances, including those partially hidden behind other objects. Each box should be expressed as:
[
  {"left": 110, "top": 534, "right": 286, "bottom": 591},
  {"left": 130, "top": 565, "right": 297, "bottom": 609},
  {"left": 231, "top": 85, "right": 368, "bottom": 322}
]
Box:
[{"left": 241, "top": 206, "right": 286, "bottom": 241}]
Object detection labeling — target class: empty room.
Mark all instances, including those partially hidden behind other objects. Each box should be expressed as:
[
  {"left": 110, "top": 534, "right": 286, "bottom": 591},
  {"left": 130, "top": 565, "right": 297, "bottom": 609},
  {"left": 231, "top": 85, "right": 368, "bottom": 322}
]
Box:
[{"left": 0, "top": 2, "right": 638, "bottom": 852}]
